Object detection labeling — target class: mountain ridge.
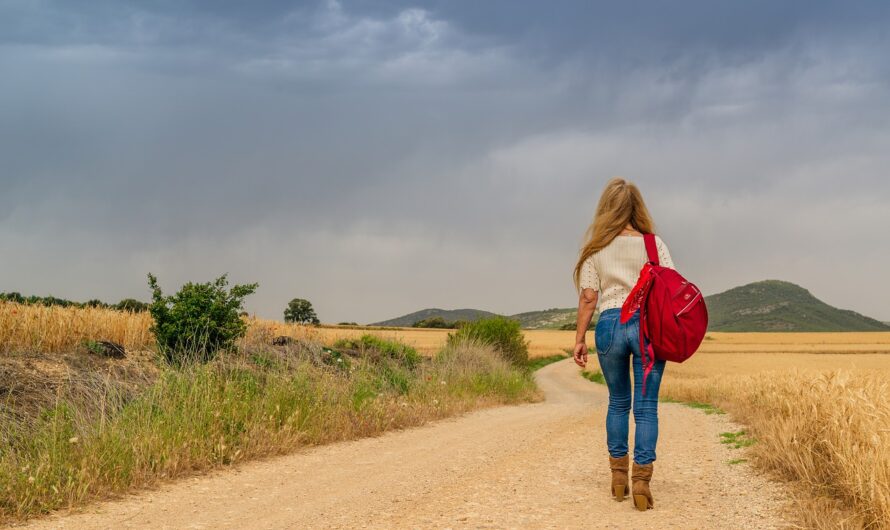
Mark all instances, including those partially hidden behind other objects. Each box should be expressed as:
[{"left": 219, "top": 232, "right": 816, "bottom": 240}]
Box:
[
  {"left": 371, "top": 308, "right": 500, "bottom": 327},
  {"left": 704, "top": 280, "right": 889, "bottom": 332},
  {"left": 371, "top": 280, "right": 890, "bottom": 332}
]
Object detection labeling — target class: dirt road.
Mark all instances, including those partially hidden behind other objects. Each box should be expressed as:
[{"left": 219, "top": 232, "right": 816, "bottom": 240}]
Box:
[{"left": 21, "top": 359, "right": 788, "bottom": 529}]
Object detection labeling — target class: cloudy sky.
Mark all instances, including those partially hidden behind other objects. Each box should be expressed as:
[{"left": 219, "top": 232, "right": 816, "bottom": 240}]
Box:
[{"left": 2, "top": 0, "right": 889, "bottom": 324}]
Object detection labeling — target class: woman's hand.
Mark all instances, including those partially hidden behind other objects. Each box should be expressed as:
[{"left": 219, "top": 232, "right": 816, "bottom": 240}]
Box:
[{"left": 573, "top": 342, "right": 588, "bottom": 367}]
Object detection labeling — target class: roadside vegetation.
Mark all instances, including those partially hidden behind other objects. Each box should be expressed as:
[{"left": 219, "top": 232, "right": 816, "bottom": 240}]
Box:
[
  {"left": 525, "top": 353, "right": 568, "bottom": 372},
  {"left": 0, "top": 282, "right": 539, "bottom": 524},
  {"left": 581, "top": 369, "right": 606, "bottom": 385},
  {"left": 447, "top": 316, "right": 529, "bottom": 366},
  {"left": 659, "top": 370, "right": 889, "bottom": 529}
]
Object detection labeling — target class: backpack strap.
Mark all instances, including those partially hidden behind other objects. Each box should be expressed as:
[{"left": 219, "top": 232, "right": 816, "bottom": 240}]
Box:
[
  {"left": 640, "top": 232, "right": 659, "bottom": 395},
  {"left": 644, "top": 233, "right": 660, "bottom": 266}
]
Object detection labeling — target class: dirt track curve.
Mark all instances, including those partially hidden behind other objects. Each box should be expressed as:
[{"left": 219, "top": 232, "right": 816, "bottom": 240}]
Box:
[{"left": 20, "top": 359, "right": 788, "bottom": 529}]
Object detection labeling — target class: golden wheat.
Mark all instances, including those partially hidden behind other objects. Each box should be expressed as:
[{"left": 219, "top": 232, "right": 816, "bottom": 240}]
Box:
[
  {"left": 591, "top": 350, "right": 890, "bottom": 529},
  {"left": 0, "top": 302, "right": 154, "bottom": 353},
  {"left": 0, "top": 303, "right": 590, "bottom": 358}
]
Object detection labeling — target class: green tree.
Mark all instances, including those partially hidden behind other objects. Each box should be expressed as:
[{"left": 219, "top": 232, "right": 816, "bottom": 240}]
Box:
[
  {"left": 147, "top": 273, "right": 258, "bottom": 364},
  {"left": 116, "top": 298, "right": 149, "bottom": 313},
  {"left": 284, "top": 298, "right": 320, "bottom": 325}
]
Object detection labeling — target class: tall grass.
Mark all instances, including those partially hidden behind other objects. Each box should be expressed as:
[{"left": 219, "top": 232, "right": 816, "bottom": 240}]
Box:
[
  {"left": 659, "top": 370, "right": 890, "bottom": 529},
  {"left": 0, "top": 339, "right": 537, "bottom": 523},
  {"left": 0, "top": 302, "right": 154, "bottom": 353}
]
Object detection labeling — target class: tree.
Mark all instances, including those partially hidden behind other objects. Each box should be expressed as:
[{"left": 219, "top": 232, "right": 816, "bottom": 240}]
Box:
[
  {"left": 284, "top": 298, "right": 319, "bottom": 325},
  {"left": 116, "top": 298, "right": 149, "bottom": 313},
  {"left": 412, "top": 317, "right": 456, "bottom": 329}
]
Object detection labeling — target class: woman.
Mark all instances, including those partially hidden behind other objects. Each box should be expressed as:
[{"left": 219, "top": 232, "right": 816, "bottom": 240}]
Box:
[{"left": 571, "top": 177, "right": 674, "bottom": 511}]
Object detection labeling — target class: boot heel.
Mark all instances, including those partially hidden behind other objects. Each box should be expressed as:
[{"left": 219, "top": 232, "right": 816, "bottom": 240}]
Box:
[
  {"left": 633, "top": 494, "right": 649, "bottom": 511},
  {"left": 613, "top": 485, "right": 626, "bottom": 500}
]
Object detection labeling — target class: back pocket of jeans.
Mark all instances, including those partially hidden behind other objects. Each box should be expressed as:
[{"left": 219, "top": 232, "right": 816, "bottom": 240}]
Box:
[{"left": 595, "top": 315, "right": 617, "bottom": 355}]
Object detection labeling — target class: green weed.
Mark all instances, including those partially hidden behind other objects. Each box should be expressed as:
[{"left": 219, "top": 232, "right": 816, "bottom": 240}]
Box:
[
  {"left": 720, "top": 430, "right": 756, "bottom": 448},
  {"left": 582, "top": 370, "right": 606, "bottom": 385}
]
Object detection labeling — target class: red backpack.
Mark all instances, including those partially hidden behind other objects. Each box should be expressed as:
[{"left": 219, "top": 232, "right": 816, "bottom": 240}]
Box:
[{"left": 620, "top": 234, "right": 708, "bottom": 394}]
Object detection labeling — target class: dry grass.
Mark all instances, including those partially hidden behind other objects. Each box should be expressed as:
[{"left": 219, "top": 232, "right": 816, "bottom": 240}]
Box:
[
  {"left": 0, "top": 302, "right": 154, "bottom": 354},
  {"left": 0, "top": 337, "right": 538, "bottom": 524},
  {"left": 0, "top": 302, "right": 589, "bottom": 358}
]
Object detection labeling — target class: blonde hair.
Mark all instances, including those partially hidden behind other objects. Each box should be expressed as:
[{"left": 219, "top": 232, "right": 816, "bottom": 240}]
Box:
[{"left": 573, "top": 177, "right": 656, "bottom": 290}]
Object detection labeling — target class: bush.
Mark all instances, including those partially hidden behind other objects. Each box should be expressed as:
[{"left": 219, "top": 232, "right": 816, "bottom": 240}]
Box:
[
  {"left": 147, "top": 274, "right": 258, "bottom": 364},
  {"left": 559, "top": 319, "right": 595, "bottom": 331},
  {"left": 412, "top": 316, "right": 457, "bottom": 329},
  {"left": 333, "top": 334, "right": 421, "bottom": 369},
  {"left": 447, "top": 317, "right": 528, "bottom": 366}
]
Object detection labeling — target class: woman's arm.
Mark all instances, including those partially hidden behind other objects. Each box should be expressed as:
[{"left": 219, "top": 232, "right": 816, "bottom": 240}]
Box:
[{"left": 573, "top": 288, "right": 598, "bottom": 367}]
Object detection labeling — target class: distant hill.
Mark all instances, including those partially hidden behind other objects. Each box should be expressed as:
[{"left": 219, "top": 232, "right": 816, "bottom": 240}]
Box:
[
  {"left": 705, "top": 280, "right": 890, "bottom": 332},
  {"left": 372, "top": 306, "right": 579, "bottom": 329},
  {"left": 371, "top": 308, "right": 500, "bottom": 327},
  {"left": 510, "top": 308, "right": 577, "bottom": 329},
  {"left": 373, "top": 280, "right": 890, "bottom": 332}
]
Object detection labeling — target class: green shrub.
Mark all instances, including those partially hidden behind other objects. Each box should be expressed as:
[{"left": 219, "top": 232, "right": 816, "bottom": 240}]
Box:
[
  {"left": 147, "top": 274, "right": 258, "bottom": 364},
  {"left": 411, "top": 317, "right": 457, "bottom": 329},
  {"left": 447, "top": 317, "right": 528, "bottom": 366},
  {"left": 333, "top": 334, "right": 421, "bottom": 369},
  {"left": 559, "top": 319, "right": 594, "bottom": 331}
]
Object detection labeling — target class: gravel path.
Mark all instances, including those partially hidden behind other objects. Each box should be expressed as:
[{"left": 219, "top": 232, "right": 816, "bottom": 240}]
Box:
[{"left": 18, "top": 359, "right": 789, "bottom": 529}]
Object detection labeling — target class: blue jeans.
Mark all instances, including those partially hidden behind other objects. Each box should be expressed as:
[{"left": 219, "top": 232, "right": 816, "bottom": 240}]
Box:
[{"left": 595, "top": 308, "right": 666, "bottom": 465}]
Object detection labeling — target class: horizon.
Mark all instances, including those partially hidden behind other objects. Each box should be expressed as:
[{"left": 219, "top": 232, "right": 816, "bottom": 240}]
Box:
[
  {"left": 369, "top": 278, "right": 890, "bottom": 325},
  {"left": 6, "top": 277, "right": 886, "bottom": 326},
  {"left": 3, "top": 1, "right": 890, "bottom": 323}
]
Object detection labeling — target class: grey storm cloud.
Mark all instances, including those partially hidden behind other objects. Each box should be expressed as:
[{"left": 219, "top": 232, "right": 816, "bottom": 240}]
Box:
[{"left": 2, "top": 0, "right": 889, "bottom": 323}]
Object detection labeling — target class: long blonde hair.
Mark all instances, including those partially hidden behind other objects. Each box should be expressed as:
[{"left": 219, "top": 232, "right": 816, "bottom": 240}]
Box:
[{"left": 573, "top": 177, "right": 656, "bottom": 290}]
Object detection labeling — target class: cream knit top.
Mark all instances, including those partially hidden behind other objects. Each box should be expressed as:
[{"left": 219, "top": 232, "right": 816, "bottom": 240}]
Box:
[{"left": 579, "top": 235, "right": 675, "bottom": 312}]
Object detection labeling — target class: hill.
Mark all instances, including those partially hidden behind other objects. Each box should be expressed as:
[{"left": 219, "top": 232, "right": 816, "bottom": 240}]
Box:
[
  {"left": 372, "top": 307, "right": 579, "bottom": 329},
  {"left": 371, "top": 308, "right": 500, "bottom": 327},
  {"left": 509, "top": 308, "right": 577, "bottom": 329},
  {"left": 374, "top": 280, "right": 889, "bottom": 332},
  {"left": 705, "top": 280, "right": 890, "bottom": 332}
]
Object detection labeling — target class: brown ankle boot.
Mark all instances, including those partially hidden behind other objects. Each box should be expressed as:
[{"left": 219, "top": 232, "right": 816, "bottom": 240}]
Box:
[
  {"left": 608, "top": 455, "right": 629, "bottom": 501},
  {"left": 631, "top": 462, "right": 654, "bottom": 511}
]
